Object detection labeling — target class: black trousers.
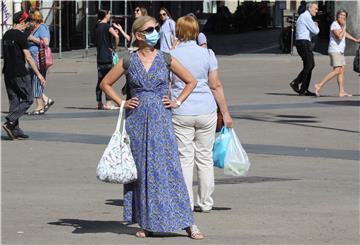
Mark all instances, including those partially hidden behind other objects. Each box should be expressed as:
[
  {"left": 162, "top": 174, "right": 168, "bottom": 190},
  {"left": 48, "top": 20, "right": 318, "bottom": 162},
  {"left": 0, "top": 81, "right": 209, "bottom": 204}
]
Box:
[
  {"left": 294, "top": 40, "right": 315, "bottom": 93},
  {"left": 96, "top": 64, "right": 112, "bottom": 102},
  {"left": 4, "top": 75, "right": 33, "bottom": 134}
]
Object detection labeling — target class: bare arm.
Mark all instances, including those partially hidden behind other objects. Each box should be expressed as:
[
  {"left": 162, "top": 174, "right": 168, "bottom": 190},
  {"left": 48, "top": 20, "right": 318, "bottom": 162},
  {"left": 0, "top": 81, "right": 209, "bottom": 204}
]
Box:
[
  {"left": 345, "top": 32, "right": 360, "bottom": 42},
  {"left": 163, "top": 57, "right": 197, "bottom": 108},
  {"left": 333, "top": 25, "right": 346, "bottom": 40},
  {"left": 28, "top": 36, "right": 49, "bottom": 46},
  {"left": 23, "top": 49, "right": 46, "bottom": 85},
  {"left": 113, "top": 23, "right": 131, "bottom": 42},
  {"left": 100, "top": 59, "right": 139, "bottom": 109},
  {"left": 109, "top": 27, "right": 120, "bottom": 48},
  {"left": 208, "top": 70, "right": 233, "bottom": 128}
]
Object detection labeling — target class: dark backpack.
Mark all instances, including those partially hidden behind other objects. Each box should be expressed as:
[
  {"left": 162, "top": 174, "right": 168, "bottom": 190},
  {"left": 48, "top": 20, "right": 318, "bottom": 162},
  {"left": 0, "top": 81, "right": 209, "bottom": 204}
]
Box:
[
  {"left": 120, "top": 50, "right": 172, "bottom": 97},
  {"left": 353, "top": 46, "right": 360, "bottom": 73}
]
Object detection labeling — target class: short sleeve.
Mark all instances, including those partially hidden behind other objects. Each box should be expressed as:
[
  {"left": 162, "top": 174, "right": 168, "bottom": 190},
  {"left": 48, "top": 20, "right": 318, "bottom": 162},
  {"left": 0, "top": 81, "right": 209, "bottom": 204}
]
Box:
[
  {"left": 197, "top": 32, "right": 207, "bottom": 45},
  {"left": 18, "top": 32, "right": 28, "bottom": 50},
  {"left": 38, "top": 24, "right": 50, "bottom": 40},
  {"left": 331, "top": 21, "right": 341, "bottom": 31},
  {"left": 208, "top": 49, "right": 218, "bottom": 72},
  {"left": 170, "top": 20, "right": 176, "bottom": 35}
]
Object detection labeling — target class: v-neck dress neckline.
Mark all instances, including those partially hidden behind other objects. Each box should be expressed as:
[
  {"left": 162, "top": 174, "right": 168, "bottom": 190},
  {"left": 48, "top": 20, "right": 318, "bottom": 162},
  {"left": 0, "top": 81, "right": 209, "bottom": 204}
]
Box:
[{"left": 136, "top": 50, "right": 159, "bottom": 74}]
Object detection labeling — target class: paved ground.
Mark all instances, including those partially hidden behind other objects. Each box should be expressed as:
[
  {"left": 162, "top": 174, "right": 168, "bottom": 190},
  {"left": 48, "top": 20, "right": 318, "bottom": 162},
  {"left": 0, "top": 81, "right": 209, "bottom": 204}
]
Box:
[{"left": 1, "top": 45, "right": 359, "bottom": 244}]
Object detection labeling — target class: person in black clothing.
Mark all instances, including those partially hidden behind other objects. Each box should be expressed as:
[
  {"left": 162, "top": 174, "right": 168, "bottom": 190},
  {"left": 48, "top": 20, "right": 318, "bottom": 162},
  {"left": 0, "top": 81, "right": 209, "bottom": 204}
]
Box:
[
  {"left": 297, "top": 1, "right": 307, "bottom": 15},
  {"left": 94, "top": 9, "right": 121, "bottom": 110},
  {"left": 2, "top": 11, "right": 46, "bottom": 140}
]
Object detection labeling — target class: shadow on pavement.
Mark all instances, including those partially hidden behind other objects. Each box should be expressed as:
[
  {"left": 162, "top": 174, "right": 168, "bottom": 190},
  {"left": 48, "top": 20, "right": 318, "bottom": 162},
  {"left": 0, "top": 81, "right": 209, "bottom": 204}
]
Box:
[
  {"left": 234, "top": 114, "right": 360, "bottom": 134},
  {"left": 48, "top": 219, "right": 139, "bottom": 235},
  {"left": 48, "top": 219, "right": 188, "bottom": 238},
  {"left": 213, "top": 176, "right": 298, "bottom": 185},
  {"left": 105, "top": 199, "right": 124, "bottom": 207},
  {"left": 316, "top": 100, "right": 360, "bottom": 107}
]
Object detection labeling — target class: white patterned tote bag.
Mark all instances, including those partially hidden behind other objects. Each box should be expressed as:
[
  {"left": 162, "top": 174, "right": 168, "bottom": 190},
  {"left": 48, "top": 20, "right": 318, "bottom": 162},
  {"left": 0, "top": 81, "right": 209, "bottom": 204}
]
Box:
[{"left": 96, "top": 101, "right": 137, "bottom": 184}]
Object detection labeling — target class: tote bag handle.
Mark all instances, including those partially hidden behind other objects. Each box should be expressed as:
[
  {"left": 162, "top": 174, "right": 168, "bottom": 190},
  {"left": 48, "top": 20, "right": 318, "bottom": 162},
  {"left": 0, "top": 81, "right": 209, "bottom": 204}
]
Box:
[{"left": 115, "top": 101, "right": 126, "bottom": 134}]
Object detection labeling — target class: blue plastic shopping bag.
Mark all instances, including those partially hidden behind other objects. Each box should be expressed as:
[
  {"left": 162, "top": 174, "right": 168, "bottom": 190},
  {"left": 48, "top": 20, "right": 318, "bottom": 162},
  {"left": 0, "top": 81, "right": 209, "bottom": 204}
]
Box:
[{"left": 213, "top": 127, "right": 231, "bottom": 168}]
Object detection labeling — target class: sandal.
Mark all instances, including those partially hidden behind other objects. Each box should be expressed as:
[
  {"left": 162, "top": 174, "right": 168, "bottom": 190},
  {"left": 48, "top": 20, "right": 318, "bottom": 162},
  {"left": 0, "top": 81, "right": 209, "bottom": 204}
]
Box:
[
  {"left": 135, "top": 230, "right": 153, "bottom": 238},
  {"left": 186, "top": 225, "right": 204, "bottom": 240},
  {"left": 103, "top": 104, "right": 118, "bottom": 110},
  {"left": 44, "top": 99, "right": 55, "bottom": 112},
  {"left": 27, "top": 109, "right": 45, "bottom": 115}
]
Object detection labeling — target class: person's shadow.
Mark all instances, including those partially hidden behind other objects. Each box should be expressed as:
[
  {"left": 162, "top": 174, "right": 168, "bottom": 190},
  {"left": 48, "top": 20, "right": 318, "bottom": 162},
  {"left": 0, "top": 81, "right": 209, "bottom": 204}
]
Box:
[
  {"left": 48, "top": 219, "right": 140, "bottom": 235},
  {"left": 48, "top": 218, "right": 188, "bottom": 238}
]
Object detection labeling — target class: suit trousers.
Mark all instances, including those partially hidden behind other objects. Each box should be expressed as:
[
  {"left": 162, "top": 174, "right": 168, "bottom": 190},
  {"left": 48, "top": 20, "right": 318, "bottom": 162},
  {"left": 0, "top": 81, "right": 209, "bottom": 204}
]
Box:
[
  {"left": 294, "top": 40, "right": 315, "bottom": 93},
  {"left": 172, "top": 111, "right": 217, "bottom": 211}
]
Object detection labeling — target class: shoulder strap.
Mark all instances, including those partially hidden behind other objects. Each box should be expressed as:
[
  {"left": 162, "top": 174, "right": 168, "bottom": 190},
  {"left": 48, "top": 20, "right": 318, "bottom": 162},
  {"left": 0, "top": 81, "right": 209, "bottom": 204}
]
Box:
[
  {"left": 161, "top": 51, "right": 172, "bottom": 69},
  {"left": 120, "top": 51, "right": 132, "bottom": 75}
]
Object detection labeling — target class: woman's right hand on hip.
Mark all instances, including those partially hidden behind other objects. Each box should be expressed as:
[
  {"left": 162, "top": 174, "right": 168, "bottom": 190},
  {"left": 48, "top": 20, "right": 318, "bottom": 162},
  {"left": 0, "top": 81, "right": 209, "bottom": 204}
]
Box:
[{"left": 124, "top": 97, "right": 139, "bottom": 109}]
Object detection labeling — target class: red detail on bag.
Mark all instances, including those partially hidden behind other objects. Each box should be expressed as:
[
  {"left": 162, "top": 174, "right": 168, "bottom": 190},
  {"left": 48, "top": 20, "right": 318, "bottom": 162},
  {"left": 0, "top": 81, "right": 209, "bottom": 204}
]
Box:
[{"left": 39, "top": 40, "right": 53, "bottom": 69}]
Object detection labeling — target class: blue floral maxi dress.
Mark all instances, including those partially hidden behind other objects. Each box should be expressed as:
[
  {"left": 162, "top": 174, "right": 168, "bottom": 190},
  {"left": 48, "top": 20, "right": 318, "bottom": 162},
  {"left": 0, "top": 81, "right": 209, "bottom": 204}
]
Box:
[{"left": 123, "top": 51, "right": 194, "bottom": 232}]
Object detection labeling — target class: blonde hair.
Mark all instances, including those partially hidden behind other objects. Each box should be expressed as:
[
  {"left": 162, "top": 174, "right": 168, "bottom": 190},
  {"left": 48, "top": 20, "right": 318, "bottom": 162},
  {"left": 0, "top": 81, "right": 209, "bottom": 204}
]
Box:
[
  {"left": 31, "top": 10, "right": 43, "bottom": 24},
  {"left": 138, "top": 6, "right": 148, "bottom": 17},
  {"left": 176, "top": 16, "right": 199, "bottom": 42},
  {"left": 130, "top": 16, "right": 157, "bottom": 47}
]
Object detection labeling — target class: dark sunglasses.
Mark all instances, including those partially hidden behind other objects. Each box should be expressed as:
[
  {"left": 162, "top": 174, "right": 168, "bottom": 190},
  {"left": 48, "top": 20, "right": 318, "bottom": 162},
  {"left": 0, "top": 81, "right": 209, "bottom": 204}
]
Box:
[
  {"left": 141, "top": 26, "right": 159, "bottom": 33},
  {"left": 160, "top": 13, "right": 167, "bottom": 17},
  {"left": 135, "top": 9, "right": 140, "bottom": 12}
]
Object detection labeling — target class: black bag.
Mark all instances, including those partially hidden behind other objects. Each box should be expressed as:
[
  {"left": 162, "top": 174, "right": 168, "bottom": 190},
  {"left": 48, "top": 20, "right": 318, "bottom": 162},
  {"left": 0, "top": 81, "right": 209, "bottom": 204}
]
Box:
[{"left": 353, "top": 46, "right": 360, "bottom": 73}]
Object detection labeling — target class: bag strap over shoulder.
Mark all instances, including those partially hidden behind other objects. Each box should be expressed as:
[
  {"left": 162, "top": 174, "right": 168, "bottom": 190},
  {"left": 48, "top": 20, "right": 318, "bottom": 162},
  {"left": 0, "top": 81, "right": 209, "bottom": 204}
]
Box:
[
  {"left": 115, "top": 101, "right": 126, "bottom": 133},
  {"left": 161, "top": 51, "right": 172, "bottom": 69},
  {"left": 120, "top": 51, "right": 132, "bottom": 75}
]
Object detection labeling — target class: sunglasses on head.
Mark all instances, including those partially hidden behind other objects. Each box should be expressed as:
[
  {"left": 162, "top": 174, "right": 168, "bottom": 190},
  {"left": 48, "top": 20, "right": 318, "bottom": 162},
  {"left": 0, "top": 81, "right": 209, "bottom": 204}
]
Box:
[{"left": 141, "top": 26, "right": 159, "bottom": 34}]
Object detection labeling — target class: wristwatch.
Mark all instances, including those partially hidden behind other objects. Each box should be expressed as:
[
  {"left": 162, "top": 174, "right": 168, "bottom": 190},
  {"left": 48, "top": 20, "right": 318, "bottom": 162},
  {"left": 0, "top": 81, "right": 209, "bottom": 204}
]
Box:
[{"left": 175, "top": 99, "right": 182, "bottom": 107}]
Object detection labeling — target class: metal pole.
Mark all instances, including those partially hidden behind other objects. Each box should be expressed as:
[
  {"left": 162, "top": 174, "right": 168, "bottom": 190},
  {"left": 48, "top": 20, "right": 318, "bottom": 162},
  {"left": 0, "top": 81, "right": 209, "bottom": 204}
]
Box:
[
  {"left": 124, "top": 0, "right": 127, "bottom": 47},
  {"left": 290, "top": 12, "right": 295, "bottom": 55},
  {"left": 59, "top": 0, "right": 62, "bottom": 58},
  {"left": 85, "top": 0, "right": 88, "bottom": 58}
]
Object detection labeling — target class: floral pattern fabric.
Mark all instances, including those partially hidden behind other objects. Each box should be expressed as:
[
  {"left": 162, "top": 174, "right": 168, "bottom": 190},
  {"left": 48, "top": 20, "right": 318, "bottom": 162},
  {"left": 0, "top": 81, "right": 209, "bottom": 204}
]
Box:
[{"left": 123, "top": 51, "right": 194, "bottom": 232}]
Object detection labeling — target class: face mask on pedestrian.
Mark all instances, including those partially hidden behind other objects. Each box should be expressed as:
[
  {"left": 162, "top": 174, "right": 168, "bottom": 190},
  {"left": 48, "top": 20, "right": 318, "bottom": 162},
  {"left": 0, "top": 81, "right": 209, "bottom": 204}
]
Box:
[{"left": 143, "top": 29, "right": 160, "bottom": 47}]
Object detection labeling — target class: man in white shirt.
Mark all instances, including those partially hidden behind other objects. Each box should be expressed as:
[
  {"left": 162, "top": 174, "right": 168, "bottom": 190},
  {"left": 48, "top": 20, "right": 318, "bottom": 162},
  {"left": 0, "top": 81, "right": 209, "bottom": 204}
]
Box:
[{"left": 290, "top": 2, "right": 319, "bottom": 96}]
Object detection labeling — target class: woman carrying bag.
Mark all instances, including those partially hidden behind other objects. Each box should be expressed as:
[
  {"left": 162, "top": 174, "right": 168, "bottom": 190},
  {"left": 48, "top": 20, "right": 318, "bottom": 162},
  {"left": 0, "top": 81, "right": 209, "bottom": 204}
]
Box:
[
  {"left": 27, "top": 10, "right": 54, "bottom": 115},
  {"left": 100, "top": 16, "right": 204, "bottom": 240}
]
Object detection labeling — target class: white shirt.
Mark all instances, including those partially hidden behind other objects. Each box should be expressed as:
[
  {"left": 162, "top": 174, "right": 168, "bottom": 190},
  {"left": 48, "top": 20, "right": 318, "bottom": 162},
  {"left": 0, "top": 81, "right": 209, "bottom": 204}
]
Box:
[
  {"left": 295, "top": 10, "right": 319, "bottom": 41},
  {"left": 328, "top": 21, "right": 346, "bottom": 53}
]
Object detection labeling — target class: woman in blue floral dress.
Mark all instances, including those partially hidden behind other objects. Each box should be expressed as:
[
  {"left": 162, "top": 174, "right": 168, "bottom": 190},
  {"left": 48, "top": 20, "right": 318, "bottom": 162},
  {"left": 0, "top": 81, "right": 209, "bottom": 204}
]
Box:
[{"left": 100, "top": 16, "right": 204, "bottom": 240}]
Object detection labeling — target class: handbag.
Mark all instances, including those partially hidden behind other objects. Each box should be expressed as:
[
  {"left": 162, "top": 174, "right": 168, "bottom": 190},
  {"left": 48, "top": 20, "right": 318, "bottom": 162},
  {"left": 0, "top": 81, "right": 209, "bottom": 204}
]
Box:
[
  {"left": 96, "top": 101, "right": 137, "bottom": 184},
  {"left": 216, "top": 107, "right": 224, "bottom": 132},
  {"left": 39, "top": 39, "right": 53, "bottom": 70}
]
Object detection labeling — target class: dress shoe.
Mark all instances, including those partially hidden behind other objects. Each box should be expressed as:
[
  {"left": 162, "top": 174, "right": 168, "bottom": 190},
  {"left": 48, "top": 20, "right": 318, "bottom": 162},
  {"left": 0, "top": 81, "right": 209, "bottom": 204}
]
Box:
[
  {"left": 299, "top": 90, "right": 317, "bottom": 96},
  {"left": 2, "top": 122, "right": 15, "bottom": 140},
  {"left": 289, "top": 80, "right": 300, "bottom": 93},
  {"left": 14, "top": 133, "right": 30, "bottom": 140}
]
